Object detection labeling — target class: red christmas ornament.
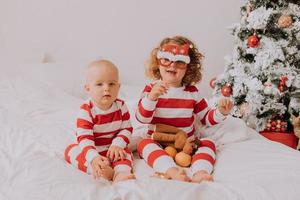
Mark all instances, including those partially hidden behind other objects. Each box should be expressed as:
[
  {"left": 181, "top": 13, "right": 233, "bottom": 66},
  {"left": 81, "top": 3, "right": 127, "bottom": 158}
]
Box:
[
  {"left": 279, "top": 76, "right": 288, "bottom": 86},
  {"left": 278, "top": 76, "right": 288, "bottom": 92},
  {"left": 280, "top": 127, "right": 287, "bottom": 132},
  {"left": 279, "top": 81, "right": 285, "bottom": 87},
  {"left": 280, "top": 121, "right": 286, "bottom": 126},
  {"left": 271, "top": 121, "right": 277, "bottom": 127},
  {"left": 209, "top": 77, "right": 217, "bottom": 89},
  {"left": 280, "top": 76, "right": 288, "bottom": 82},
  {"left": 221, "top": 84, "right": 232, "bottom": 97},
  {"left": 278, "top": 85, "right": 285, "bottom": 92},
  {"left": 247, "top": 34, "right": 260, "bottom": 48}
]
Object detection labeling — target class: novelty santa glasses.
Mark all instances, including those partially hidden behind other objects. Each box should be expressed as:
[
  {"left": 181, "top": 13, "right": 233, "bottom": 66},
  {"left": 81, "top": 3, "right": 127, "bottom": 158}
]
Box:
[{"left": 156, "top": 43, "right": 190, "bottom": 69}]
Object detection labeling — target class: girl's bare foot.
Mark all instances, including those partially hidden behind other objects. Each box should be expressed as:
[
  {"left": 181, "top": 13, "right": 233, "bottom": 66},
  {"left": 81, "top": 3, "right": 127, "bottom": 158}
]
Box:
[
  {"left": 192, "top": 170, "right": 213, "bottom": 183},
  {"left": 113, "top": 171, "right": 136, "bottom": 183},
  {"left": 165, "top": 167, "right": 191, "bottom": 182},
  {"left": 99, "top": 166, "right": 114, "bottom": 181}
]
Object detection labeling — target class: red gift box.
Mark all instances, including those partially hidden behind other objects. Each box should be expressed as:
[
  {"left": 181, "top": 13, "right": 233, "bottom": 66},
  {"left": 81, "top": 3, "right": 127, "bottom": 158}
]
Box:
[{"left": 260, "top": 131, "right": 298, "bottom": 149}]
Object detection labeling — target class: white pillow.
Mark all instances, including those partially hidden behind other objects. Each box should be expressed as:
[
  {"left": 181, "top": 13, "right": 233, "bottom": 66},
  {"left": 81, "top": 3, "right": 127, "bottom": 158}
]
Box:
[
  {"left": 18, "top": 61, "right": 88, "bottom": 99},
  {"left": 198, "top": 116, "right": 250, "bottom": 147},
  {"left": 18, "top": 61, "right": 146, "bottom": 100},
  {"left": 0, "top": 48, "right": 44, "bottom": 79}
]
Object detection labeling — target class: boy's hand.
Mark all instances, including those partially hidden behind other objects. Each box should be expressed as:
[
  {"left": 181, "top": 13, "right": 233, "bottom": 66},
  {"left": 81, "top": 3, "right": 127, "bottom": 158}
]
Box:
[
  {"left": 148, "top": 82, "right": 168, "bottom": 101},
  {"left": 107, "top": 145, "right": 127, "bottom": 162},
  {"left": 91, "top": 155, "right": 110, "bottom": 179},
  {"left": 218, "top": 98, "right": 233, "bottom": 116}
]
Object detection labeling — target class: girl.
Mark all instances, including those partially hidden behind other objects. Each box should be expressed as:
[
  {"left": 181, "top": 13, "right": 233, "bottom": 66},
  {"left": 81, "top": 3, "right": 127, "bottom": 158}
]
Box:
[{"left": 136, "top": 36, "right": 233, "bottom": 183}]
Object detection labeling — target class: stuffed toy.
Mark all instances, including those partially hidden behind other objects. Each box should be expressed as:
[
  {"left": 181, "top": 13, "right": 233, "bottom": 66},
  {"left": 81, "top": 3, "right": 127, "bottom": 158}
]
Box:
[
  {"left": 152, "top": 124, "right": 200, "bottom": 167},
  {"left": 291, "top": 113, "right": 300, "bottom": 150}
]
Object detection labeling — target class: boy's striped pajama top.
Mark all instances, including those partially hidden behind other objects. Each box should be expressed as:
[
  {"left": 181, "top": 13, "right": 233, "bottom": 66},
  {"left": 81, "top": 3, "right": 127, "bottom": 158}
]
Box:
[{"left": 64, "top": 98, "right": 133, "bottom": 174}]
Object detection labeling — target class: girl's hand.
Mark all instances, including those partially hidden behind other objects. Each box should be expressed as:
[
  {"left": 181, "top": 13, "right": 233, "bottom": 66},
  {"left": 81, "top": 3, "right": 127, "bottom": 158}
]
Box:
[
  {"left": 218, "top": 98, "right": 233, "bottom": 116},
  {"left": 91, "top": 155, "right": 110, "bottom": 179},
  {"left": 148, "top": 82, "right": 169, "bottom": 101},
  {"left": 107, "top": 145, "right": 127, "bottom": 162}
]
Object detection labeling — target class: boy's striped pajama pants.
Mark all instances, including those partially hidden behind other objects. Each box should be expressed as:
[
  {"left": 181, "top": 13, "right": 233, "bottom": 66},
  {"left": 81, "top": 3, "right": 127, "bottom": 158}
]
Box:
[
  {"left": 137, "top": 138, "right": 216, "bottom": 174},
  {"left": 64, "top": 144, "right": 133, "bottom": 174}
]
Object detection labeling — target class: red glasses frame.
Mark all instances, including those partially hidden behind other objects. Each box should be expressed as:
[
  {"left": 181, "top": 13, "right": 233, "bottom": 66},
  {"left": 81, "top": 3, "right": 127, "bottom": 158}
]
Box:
[{"left": 158, "top": 58, "right": 188, "bottom": 69}]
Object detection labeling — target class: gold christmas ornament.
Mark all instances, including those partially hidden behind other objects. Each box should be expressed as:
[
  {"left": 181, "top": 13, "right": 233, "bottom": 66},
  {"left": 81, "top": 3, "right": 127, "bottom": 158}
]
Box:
[{"left": 278, "top": 15, "right": 292, "bottom": 28}]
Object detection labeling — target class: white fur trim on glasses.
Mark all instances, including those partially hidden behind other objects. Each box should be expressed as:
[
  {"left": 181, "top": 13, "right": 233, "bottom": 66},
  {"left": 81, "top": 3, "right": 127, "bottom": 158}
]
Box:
[{"left": 157, "top": 51, "right": 190, "bottom": 64}]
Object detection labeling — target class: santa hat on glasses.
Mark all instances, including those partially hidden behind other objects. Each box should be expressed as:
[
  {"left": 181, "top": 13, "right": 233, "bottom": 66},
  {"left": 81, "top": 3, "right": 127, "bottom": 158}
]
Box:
[{"left": 156, "top": 43, "right": 191, "bottom": 64}]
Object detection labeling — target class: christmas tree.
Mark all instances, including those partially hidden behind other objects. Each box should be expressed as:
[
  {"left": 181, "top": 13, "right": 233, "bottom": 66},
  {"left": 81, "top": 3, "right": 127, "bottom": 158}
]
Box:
[{"left": 212, "top": 0, "right": 300, "bottom": 133}]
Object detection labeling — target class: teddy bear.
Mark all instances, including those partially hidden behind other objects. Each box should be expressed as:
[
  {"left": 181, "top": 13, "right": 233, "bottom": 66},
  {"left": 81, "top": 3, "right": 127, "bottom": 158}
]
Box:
[
  {"left": 152, "top": 124, "right": 200, "bottom": 167},
  {"left": 289, "top": 95, "right": 300, "bottom": 150},
  {"left": 291, "top": 113, "right": 300, "bottom": 150}
]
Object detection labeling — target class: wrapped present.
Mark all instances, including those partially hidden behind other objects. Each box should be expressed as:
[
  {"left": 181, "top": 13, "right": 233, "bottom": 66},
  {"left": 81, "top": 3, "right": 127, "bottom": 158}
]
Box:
[{"left": 260, "top": 131, "right": 298, "bottom": 149}]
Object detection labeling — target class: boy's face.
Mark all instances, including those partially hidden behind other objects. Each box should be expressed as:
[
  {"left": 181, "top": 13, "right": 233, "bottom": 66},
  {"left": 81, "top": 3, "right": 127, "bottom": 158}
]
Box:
[{"left": 85, "top": 62, "right": 120, "bottom": 110}]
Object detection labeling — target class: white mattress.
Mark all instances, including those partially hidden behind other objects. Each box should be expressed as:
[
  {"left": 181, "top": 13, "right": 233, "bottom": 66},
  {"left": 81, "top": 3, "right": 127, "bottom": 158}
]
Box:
[{"left": 1, "top": 77, "right": 300, "bottom": 200}]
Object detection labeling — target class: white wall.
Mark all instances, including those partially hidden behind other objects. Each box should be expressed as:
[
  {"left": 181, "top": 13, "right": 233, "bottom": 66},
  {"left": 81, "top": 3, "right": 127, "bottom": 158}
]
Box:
[{"left": 0, "top": 0, "right": 241, "bottom": 97}]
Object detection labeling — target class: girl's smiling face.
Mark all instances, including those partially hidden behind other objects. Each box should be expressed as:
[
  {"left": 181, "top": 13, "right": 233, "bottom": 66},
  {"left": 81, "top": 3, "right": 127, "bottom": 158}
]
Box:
[
  {"left": 157, "top": 42, "right": 189, "bottom": 87},
  {"left": 159, "top": 61, "right": 187, "bottom": 87}
]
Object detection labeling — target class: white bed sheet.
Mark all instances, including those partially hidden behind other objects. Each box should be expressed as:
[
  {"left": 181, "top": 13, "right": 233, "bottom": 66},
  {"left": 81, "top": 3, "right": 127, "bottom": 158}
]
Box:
[{"left": 1, "top": 77, "right": 300, "bottom": 200}]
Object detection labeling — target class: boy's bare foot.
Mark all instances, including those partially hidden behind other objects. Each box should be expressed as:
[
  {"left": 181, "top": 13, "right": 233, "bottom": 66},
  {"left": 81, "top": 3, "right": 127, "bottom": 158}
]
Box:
[
  {"left": 99, "top": 166, "right": 114, "bottom": 181},
  {"left": 113, "top": 171, "right": 136, "bottom": 183},
  {"left": 192, "top": 170, "right": 213, "bottom": 183},
  {"left": 165, "top": 167, "right": 191, "bottom": 182}
]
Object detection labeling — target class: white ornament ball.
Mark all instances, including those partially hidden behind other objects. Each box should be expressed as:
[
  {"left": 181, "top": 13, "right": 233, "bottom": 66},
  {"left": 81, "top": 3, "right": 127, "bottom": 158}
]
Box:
[{"left": 264, "top": 85, "right": 273, "bottom": 95}]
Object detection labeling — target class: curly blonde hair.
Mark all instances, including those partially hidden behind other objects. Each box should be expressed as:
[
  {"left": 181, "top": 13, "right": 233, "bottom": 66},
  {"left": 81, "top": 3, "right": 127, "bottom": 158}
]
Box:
[{"left": 145, "top": 36, "right": 204, "bottom": 86}]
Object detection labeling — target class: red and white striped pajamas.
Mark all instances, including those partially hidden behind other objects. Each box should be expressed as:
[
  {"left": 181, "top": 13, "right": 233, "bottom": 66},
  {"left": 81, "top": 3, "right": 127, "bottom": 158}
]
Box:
[
  {"left": 136, "top": 84, "right": 226, "bottom": 175},
  {"left": 64, "top": 98, "right": 133, "bottom": 175}
]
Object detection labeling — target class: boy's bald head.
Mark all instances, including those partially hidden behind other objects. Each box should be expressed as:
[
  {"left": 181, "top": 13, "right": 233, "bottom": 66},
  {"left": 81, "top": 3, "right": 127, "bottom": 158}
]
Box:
[
  {"left": 84, "top": 59, "right": 121, "bottom": 110},
  {"left": 85, "top": 59, "right": 119, "bottom": 84}
]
